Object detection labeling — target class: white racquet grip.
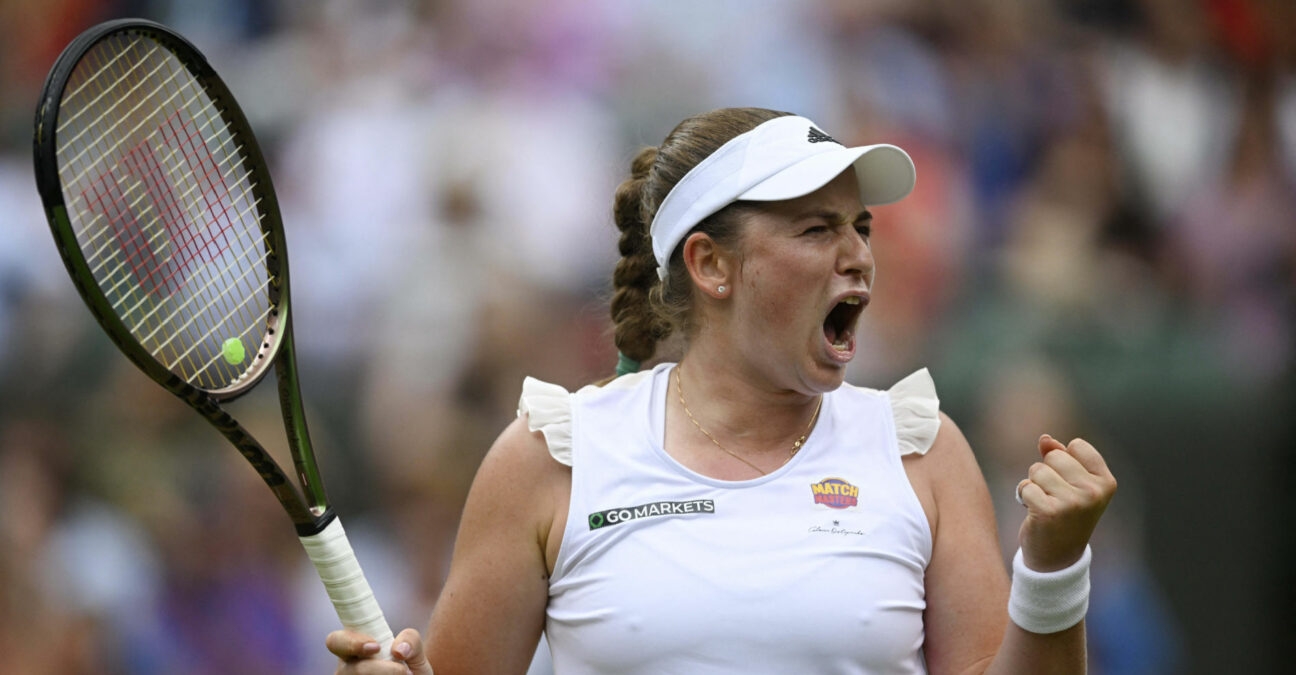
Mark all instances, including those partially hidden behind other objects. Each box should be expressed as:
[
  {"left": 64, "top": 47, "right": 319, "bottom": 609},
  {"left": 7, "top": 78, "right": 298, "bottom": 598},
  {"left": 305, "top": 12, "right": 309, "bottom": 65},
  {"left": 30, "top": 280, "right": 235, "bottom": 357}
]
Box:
[
  {"left": 300, "top": 518, "right": 395, "bottom": 660},
  {"left": 1008, "top": 545, "right": 1092, "bottom": 634}
]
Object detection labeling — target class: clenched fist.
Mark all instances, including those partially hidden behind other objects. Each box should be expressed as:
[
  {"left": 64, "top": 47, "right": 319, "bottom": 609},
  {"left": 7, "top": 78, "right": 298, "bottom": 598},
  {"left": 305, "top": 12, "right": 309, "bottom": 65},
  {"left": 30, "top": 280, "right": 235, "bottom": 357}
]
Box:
[{"left": 1015, "top": 434, "right": 1117, "bottom": 572}]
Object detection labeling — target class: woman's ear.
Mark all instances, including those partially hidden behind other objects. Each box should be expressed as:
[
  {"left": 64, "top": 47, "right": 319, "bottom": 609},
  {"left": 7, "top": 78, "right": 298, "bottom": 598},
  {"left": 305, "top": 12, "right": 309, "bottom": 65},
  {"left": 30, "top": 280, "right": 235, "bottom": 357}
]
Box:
[{"left": 682, "top": 231, "right": 733, "bottom": 299}]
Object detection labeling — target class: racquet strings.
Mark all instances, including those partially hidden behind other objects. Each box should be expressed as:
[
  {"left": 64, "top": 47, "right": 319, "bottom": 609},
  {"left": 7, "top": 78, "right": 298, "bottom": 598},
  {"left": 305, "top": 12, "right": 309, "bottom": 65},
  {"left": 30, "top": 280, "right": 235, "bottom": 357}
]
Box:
[{"left": 54, "top": 31, "right": 271, "bottom": 391}]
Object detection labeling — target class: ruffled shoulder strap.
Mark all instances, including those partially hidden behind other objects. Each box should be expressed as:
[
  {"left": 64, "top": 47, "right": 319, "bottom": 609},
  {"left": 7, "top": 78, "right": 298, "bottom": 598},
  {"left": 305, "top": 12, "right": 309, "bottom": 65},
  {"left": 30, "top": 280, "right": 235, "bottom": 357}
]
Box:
[
  {"left": 887, "top": 368, "right": 941, "bottom": 456},
  {"left": 517, "top": 376, "right": 574, "bottom": 466}
]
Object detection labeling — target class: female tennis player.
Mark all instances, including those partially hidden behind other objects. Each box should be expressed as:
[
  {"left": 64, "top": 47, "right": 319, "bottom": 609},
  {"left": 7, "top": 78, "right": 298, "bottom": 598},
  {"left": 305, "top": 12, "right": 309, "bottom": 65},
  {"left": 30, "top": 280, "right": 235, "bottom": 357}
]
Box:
[{"left": 327, "top": 108, "right": 1117, "bottom": 674}]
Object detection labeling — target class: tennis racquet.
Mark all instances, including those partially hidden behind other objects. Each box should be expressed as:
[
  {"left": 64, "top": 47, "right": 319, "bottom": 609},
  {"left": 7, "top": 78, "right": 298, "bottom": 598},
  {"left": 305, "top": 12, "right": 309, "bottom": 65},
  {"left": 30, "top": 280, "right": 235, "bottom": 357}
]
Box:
[{"left": 32, "top": 18, "right": 394, "bottom": 658}]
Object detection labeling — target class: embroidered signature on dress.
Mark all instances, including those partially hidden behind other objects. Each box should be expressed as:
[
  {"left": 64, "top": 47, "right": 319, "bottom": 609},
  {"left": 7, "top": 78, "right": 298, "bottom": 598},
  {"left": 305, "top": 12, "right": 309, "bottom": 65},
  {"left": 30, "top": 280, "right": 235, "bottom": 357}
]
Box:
[{"left": 808, "top": 525, "right": 866, "bottom": 537}]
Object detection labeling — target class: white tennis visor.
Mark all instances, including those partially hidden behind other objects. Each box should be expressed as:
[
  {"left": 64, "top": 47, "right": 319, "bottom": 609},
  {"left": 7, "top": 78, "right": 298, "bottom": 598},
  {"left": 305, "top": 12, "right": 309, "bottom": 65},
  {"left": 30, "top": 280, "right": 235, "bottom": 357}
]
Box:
[{"left": 649, "top": 115, "right": 916, "bottom": 279}]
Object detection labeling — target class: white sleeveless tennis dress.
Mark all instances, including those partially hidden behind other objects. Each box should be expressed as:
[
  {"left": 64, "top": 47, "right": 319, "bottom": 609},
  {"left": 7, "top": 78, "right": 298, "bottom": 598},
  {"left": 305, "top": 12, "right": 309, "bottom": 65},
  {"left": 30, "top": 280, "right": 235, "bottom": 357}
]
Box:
[{"left": 518, "top": 363, "right": 941, "bottom": 674}]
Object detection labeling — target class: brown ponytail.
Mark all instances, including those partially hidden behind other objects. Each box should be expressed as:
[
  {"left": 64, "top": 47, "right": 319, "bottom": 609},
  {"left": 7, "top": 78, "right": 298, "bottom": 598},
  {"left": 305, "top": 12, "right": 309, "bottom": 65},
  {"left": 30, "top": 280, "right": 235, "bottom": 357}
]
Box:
[
  {"left": 610, "top": 146, "right": 667, "bottom": 365},
  {"left": 609, "top": 107, "right": 793, "bottom": 371}
]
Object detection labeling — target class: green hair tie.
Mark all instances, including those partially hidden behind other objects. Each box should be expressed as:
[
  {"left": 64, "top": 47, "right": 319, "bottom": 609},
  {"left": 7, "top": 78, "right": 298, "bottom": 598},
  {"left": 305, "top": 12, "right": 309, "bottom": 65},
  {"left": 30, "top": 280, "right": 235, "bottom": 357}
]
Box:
[{"left": 615, "top": 351, "right": 641, "bottom": 377}]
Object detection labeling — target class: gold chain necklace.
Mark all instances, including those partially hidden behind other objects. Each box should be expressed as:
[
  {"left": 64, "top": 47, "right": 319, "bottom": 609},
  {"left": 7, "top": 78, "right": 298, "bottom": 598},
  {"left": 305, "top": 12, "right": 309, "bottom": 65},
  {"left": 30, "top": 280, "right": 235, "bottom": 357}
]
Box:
[{"left": 673, "top": 365, "right": 823, "bottom": 476}]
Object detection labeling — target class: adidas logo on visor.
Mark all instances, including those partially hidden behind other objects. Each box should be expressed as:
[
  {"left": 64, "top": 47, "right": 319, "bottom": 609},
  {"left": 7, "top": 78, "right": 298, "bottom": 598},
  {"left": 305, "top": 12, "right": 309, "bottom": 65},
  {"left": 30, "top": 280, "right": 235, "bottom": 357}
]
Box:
[{"left": 807, "top": 127, "right": 838, "bottom": 144}]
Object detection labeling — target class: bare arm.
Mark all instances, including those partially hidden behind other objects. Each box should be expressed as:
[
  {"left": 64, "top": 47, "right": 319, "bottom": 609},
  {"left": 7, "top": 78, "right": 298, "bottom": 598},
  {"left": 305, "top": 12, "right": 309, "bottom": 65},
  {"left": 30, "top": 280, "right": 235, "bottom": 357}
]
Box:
[
  {"left": 426, "top": 416, "right": 568, "bottom": 674},
  {"left": 327, "top": 416, "right": 565, "bottom": 675},
  {"left": 916, "top": 414, "right": 1115, "bottom": 675}
]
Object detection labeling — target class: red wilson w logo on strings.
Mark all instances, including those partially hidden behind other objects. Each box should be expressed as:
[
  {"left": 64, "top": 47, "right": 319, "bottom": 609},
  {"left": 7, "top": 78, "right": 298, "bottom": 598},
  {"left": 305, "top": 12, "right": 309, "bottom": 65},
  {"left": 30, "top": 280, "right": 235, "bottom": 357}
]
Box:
[{"left": 79, "top": 109, "right": 239, "bottom": 297}]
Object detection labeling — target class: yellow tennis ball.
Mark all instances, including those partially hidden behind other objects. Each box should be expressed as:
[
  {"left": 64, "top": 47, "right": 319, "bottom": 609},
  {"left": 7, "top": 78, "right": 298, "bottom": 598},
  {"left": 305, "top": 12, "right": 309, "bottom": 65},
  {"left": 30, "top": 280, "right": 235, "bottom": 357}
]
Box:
[{"left": 222, "top": 337, "right": 246, "bottom": 365}]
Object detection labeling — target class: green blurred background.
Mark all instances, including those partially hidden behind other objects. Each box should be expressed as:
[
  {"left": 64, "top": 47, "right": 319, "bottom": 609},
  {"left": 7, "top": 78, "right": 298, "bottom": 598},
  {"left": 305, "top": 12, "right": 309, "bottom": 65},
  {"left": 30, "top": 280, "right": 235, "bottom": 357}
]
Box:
[{"left": 0, "top": 1, "right": 1291, "bottom": 673}]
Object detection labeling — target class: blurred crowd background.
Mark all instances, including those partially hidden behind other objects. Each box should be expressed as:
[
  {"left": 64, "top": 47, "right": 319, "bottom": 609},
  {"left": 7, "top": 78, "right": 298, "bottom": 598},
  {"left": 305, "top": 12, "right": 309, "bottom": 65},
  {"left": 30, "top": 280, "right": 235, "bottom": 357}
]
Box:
[{"left": 1, "top": 0, "right": 1292, "bottom": 673}]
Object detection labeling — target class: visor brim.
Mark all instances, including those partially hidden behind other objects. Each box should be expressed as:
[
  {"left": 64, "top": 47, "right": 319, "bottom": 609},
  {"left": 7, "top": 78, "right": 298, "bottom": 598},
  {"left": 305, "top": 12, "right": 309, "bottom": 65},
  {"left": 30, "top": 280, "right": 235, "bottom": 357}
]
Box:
[{"left": 737, "top": 143, "right": 916, "bottom": 206}]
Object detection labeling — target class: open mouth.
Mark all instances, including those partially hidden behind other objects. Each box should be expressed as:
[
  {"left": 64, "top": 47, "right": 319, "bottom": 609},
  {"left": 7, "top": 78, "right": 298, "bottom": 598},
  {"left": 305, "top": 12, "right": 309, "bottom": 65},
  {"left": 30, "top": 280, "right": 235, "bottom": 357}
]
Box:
[{"left": 823, "top": 295, "right": 866, "bottom": 353}]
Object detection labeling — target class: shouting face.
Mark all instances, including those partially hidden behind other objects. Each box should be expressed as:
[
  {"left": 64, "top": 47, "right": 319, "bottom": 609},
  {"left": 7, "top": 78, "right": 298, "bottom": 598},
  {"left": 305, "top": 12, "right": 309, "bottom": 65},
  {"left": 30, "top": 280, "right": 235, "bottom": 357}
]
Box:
[{"left": 698, "top": 168, "right": 875, "bottom": 396}]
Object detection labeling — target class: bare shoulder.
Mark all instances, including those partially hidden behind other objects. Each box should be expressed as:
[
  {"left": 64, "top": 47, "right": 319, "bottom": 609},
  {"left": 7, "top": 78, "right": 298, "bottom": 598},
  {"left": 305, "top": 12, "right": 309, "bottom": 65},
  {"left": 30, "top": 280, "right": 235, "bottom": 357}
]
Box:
[
  {"left": 471, "top": 415, "right": 571, "bottom": 533},
  {"left": 901, "top": 411, "right": 982, "bottom": 534},
  {"left": 470, "top": 415, "right": 572, "bottom": 572},
  {"left": 482, "top": 415, "right": 570, "bottom": 485}
]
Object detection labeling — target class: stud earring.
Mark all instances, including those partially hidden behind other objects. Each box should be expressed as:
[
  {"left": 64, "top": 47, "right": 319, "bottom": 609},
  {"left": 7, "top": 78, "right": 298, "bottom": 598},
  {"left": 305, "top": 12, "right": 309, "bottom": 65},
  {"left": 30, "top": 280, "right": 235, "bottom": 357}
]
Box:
[{"left": 717, "top": 285, "right": 726, "bottom": 295}]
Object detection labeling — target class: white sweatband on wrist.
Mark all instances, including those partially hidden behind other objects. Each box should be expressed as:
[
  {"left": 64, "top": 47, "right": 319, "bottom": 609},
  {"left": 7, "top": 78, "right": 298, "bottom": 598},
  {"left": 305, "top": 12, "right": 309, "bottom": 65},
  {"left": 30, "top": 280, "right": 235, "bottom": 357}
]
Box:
[{"left": 1008, "top": 545, "right": 1092, "bottom": 634}]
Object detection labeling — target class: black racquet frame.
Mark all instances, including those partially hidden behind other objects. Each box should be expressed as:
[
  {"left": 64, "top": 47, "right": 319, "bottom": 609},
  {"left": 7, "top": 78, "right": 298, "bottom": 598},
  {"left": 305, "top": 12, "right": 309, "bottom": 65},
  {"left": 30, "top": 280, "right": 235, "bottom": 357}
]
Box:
[{"left": 32, "top": 18, "right": 392, "bottom": 656}]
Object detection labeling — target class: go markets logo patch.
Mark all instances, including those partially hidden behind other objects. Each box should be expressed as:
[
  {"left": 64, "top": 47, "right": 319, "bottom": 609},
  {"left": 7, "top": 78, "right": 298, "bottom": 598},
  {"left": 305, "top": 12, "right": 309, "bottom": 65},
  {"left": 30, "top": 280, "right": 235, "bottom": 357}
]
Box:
[{"left": 587, "top": 499, "right": 715, "bottom": 530}]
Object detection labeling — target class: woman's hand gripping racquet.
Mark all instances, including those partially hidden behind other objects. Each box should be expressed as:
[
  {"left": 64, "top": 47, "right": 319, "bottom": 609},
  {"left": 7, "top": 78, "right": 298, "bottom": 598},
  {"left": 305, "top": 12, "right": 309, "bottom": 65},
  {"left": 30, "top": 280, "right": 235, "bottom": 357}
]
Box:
[{"left": 32, "top": 19, "right": 394, "bottom": 658}]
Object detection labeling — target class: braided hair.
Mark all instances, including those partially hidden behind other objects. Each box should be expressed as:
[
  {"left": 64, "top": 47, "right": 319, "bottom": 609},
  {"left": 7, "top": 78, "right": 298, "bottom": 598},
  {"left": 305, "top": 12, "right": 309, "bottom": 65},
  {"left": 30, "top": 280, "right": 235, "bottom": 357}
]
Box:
[{"left": 609, "top": 108, "right": 793, "bottom": 373}]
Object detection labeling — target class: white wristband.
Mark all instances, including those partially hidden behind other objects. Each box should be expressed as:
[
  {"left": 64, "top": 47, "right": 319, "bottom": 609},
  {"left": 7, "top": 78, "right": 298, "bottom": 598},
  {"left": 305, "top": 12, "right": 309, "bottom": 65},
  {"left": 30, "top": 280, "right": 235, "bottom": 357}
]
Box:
[{"left": 1008, "top": 545, "right": 1092, "bottom": 634}]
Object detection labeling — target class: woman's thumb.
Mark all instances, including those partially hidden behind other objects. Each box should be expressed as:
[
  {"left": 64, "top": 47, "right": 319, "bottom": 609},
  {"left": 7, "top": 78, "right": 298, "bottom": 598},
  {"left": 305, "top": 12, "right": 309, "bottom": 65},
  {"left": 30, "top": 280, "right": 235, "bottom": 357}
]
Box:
[{"left": 390, "top": 627, "right": 434, "bottom": 674}]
